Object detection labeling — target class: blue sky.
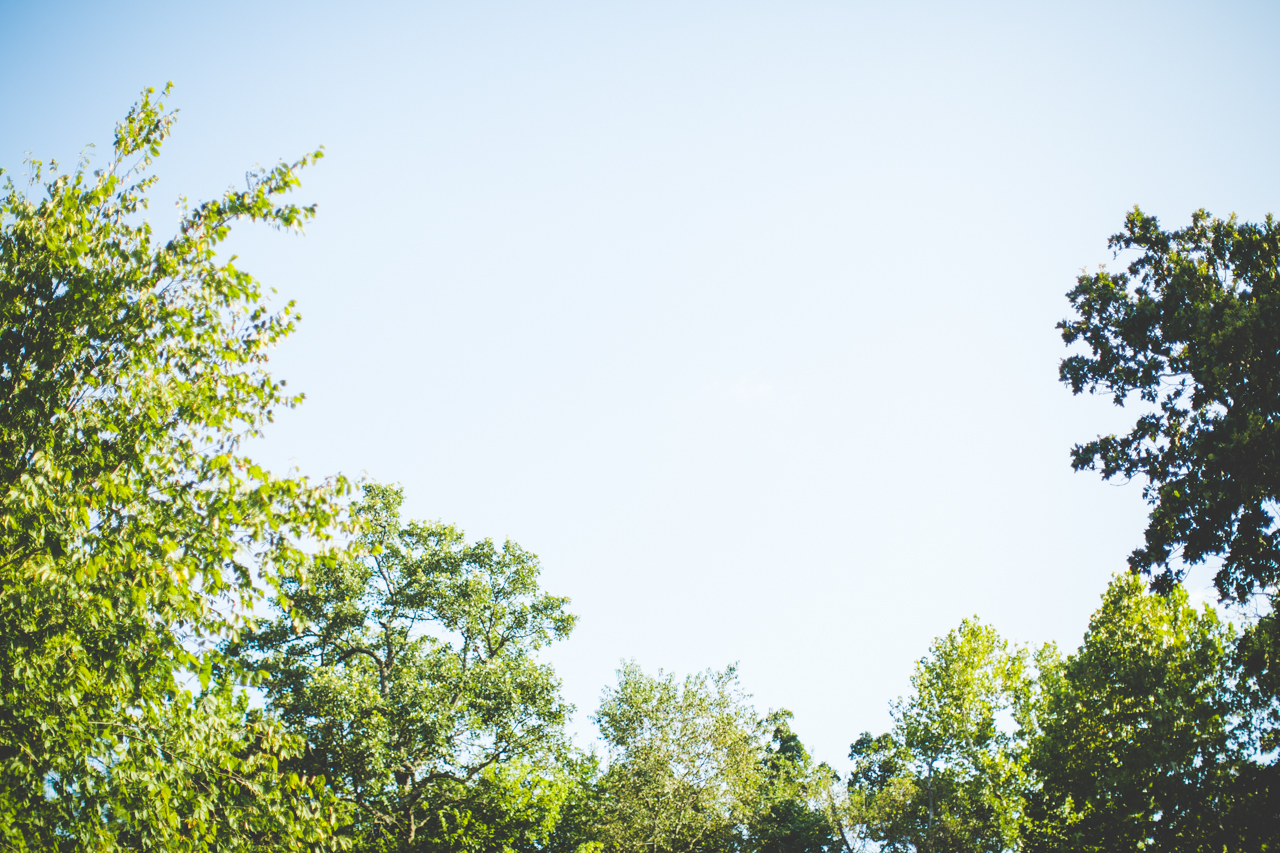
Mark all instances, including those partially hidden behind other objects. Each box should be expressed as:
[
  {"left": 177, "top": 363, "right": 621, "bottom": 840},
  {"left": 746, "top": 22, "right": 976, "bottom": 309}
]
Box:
[{"left": 4, "top": 0, "right": 1278, "bottom": 767}]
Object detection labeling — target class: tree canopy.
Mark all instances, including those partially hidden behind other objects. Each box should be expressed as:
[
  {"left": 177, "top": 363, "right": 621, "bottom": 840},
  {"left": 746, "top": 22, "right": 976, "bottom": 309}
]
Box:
[
  {"left": 592, "top": 663, "right": 766, "bottom": 852},
  {"left": 588, "top": 663, "right": 836, "bottom": 853},
  {"left": 1060, "top": 207, "right": 1280, "bottom": 601},
  {"left": 0, "top": 85, "right": 344, "bottom": 850},
  {"left": 1026, "top": 575, "right": 1245, "bottom": 852},
  {"left": 1058, "top": 208, "right": 1280, "bottom": 848},
  {"left": 236, "top": 482, "right": 578, "bottom": 852},
  {"left": 842, "top": 619, "right": 1038, "bottom": 853}
]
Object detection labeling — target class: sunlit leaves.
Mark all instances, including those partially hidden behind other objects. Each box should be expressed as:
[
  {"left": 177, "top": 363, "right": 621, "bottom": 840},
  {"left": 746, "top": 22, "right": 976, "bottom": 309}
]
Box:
[
  {"left": 0, "top": 86, "right": 344, "bottom": 849},
  {"left": 592, "top": 663, "right": 793, "bottom": 853},
  {"left": 1024, "top": 575, "right": 1249, "bottom": 852},
  {"left": 844, "top": 619, "right": 1039, "bottom": 853},
  {"left": 237, "top": 483, "right": 577, "bottom": 852}
]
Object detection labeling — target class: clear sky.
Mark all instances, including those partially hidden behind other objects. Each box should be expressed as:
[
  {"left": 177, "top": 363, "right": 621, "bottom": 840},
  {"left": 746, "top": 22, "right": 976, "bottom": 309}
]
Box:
[{"left": 4, "top": 0, "right": 1278, "bottom": 768}]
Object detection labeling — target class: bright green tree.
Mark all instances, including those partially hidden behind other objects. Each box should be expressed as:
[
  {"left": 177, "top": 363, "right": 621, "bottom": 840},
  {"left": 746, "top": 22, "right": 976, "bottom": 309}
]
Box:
[
  {"left": 0, "top": 86, "right": 344, "bottom": 850},
  {"left": 592, "top": 663, "right": 767, "bottom": 853},
  {"left": 848, "top": 619, "right": 1037, "bottom": 853},
  {"left": 236, "top": 482, "right": 578, "bottom": 852},
  {"left": 532, "top": 753, "right": 608, "bottom": 853},
  {"left": 1025, "top": 574, "right": 1266, "bottom": 852}
]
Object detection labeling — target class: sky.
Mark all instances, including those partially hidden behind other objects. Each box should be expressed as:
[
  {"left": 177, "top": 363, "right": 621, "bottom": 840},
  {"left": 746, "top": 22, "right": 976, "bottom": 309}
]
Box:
[{"left": 3, "top": 0, "right": 1278, "bottom": 768}]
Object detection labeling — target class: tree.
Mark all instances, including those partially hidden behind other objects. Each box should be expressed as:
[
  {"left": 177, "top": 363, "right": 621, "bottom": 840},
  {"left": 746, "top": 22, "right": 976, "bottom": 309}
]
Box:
[
  {"left": 1024, "top": 573, "right": 1258, "bottom": 852},
  {"left": 847, "top": 619, "right": 1036, "bottom": 853},
  {"left": 1060, "top": 207, "right": 1280, "bottom": 601},
  {"left": 236, "top": 482, "right": 578, "bottom": 852},
  {"left": 824, "top": 732, "right": 905, "bottom": 853},
  {"left": 0, "top": 86, "right": 344, "bottom": 849},
  {"left": 592, "top": 663, "right": 766, "bottom": 853},
  {"left": 747, "top": 710, "right": 837, "bottom": 853},
  {"left": 1226, "top": 607, "right": 1280, "bottom": 846}
]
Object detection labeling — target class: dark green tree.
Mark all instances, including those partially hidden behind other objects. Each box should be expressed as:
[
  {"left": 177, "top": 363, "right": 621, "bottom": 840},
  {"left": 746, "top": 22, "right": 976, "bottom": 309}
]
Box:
[
  {"left": 1060, "top": 207, "right": 1280, "bottom": 601},
  {"left": 236, "top": 483, "right": 578, "bottom": 852},
  {"left": 1228, "top": 609, "right": 1280, "bottom": 846},
  {"left": 0, "top": 86, "right": 344, "bottom": 850},
  {"left": 826, "top": 732, "right": 906, "bottom": 852},
  {"left": 747, "top": 711, "right": 836, "bottom": 853}
]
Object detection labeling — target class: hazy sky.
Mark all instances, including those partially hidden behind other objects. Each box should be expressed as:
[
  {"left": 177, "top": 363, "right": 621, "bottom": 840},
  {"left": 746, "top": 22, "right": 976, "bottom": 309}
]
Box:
[{"left": 4, "top": 0, "right": 1278, "bottom": 768}]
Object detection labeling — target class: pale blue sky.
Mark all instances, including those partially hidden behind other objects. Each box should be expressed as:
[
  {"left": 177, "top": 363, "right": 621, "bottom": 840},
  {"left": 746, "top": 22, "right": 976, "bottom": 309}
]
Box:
[{"left": 4, "top": 0, "right": 1278, "bottom": 767}]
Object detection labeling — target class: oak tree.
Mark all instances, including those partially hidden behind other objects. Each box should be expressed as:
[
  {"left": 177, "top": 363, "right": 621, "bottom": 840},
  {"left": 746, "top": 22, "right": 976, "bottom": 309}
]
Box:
[{"left": 1061, "top": 208, "right": 1280, "bottom": 601}]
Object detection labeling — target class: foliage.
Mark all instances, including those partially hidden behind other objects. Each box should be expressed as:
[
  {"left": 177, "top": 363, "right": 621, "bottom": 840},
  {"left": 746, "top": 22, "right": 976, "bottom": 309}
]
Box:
[
  {"left": 747, "top": 711, "right": 837, "bottom": 853},
  {"left": 1059, "top": 208, "right": 1280, "bottom": 849},
  {"left": 593, "top": 663, "right": 768, "bottom": 853},
  {"left": 1060, "top": 207, "right": 1280, "bottom": 600},
  {"left": 0, "top": 86, "right": 343, "bottom": 850},
  {"left": 847, "top": 618, "right": 1036, "bottom": 853},
  {"left": 1228, "top": 608, "right": 1280, "bottom": 847},
  {"left": 1235, "top": 608, "right": 1280, "bottom": 754},
  {"left": 824, "top": 732, "right": 904, "bottom": 853},
  {"left": 532, "top": 753, "right": 607, "bottom": 853},
  {"left": 1024, "top": 574, "right": 1255, "bottom": 852},
  {"left": 14, "top": 88, "right": 1280, "bottom": 853},
  {"left": 236, "top": 482, "right": 578, "bottom": 852},
  {"left": 68, "top": 686, "right": 342, "bottom": 851}
]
